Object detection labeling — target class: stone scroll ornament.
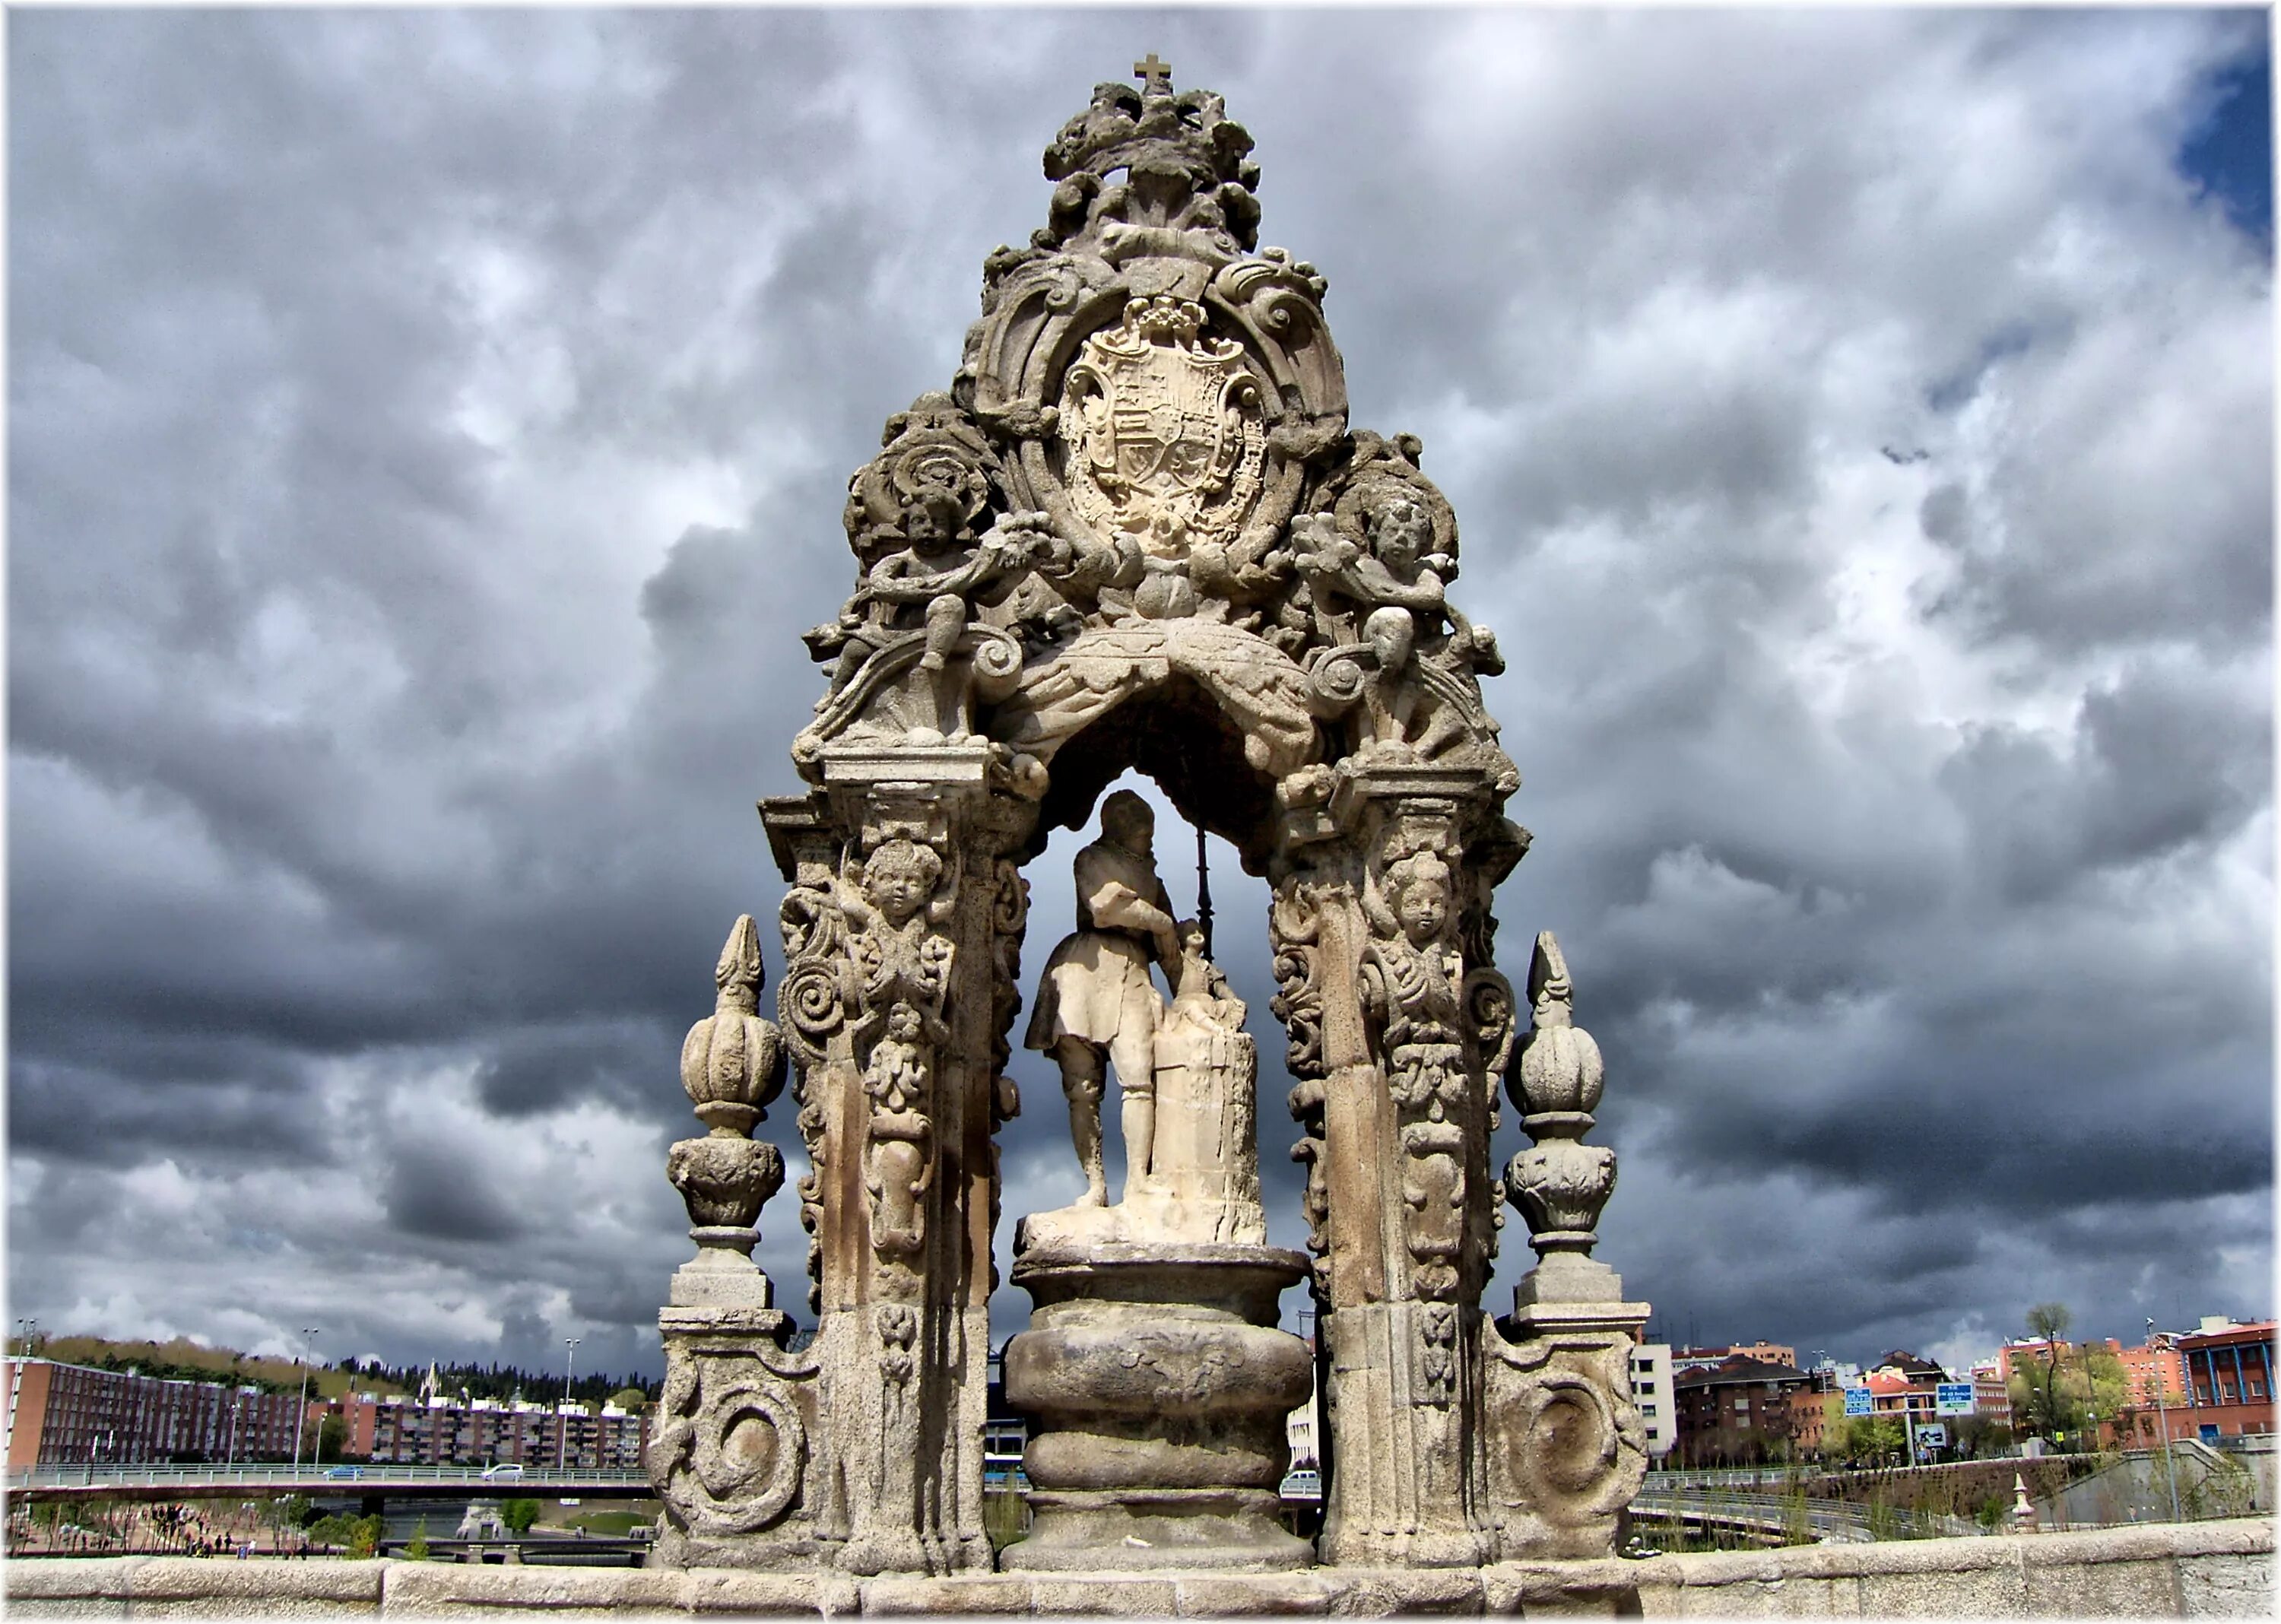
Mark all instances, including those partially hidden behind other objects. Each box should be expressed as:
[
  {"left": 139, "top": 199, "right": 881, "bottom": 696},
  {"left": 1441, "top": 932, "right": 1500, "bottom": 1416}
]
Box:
[{"left": 658, "top": 50, "right": 1655, "bottom": 1578}]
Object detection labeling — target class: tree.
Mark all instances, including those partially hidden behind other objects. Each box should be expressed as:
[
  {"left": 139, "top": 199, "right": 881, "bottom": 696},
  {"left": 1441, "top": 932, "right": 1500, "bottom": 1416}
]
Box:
[
  {"left": 347, "top": 1515, "right": 382, "bottom": 1559},
  {"left": 500, "top": 1498, "right": 541, "bottom": 1536},
  {"left": 608, "top": 1387, "right": 649, "bottom": 1413},
  {"left": 405, "top": 1518, "right": 429, "bottom": 1561},
  {"left": 2023, "top": 1302, "right": 2073, "bottom": 1439}
]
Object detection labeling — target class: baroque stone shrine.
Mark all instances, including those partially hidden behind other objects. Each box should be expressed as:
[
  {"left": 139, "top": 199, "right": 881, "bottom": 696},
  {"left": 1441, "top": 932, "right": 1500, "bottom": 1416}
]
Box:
[{"left": 646, "top": 58, "right": 1648, "bottom": 1578}]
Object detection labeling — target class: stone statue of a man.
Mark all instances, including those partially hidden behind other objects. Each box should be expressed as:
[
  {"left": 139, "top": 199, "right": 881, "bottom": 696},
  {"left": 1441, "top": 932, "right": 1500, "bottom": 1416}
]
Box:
[{"left": 1023, "top": 789, "right": 1182, "bottom": 1207}]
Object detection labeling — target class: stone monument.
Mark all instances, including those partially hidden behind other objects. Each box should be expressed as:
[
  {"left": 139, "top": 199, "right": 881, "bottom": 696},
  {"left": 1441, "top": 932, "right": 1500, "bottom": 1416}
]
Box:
[{"left": 646, "top": 53, "right": 1648, "bottom": 1581}]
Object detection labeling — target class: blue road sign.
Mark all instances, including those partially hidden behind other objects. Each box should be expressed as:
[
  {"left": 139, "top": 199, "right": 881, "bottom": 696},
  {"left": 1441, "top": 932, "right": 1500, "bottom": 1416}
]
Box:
[
  {"left": 1935, "top": 1382, "right": 1975, "bottom": 1416},
  {"left": 1844, "top": 1387, "right": 1873, "bottom": 1416}
]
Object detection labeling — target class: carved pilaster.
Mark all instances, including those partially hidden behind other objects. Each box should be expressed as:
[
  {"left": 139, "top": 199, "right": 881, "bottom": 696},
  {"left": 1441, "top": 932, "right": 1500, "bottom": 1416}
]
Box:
[
  {"left": 1281, "top": 762, "right": 1519, "bottom": 1568},
  {"left": 761, "top": 745, "right": 1038, "bottom": 1576}
]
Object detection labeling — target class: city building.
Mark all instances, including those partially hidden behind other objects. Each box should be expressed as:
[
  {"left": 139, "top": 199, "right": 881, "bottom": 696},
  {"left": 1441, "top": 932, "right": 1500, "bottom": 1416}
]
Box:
[
  {"left": 2122, "top": 1320, "right": 2275, "bottom": 1446},
  {"left": 1970, "top": 1360, "right": 2013, "bottom": 1429},
  {"left": 317, "top": 1390, "right": 650, "bottom": 1469},
  {"left": 5, "top": 1358, "right": 303, "bottom": 1469},
  {"left": 1863, "top": 1367, "right": 1937, "bottom": 1422},
  {"left": 1996, "top": 1335, "right": 2124, "bottom": 1383},
  {"left": 1812, "top": 1356, "right": 1862, "bottom": 1389},
  {"left": 1785, "top": 1384, "right": 1829, "bottom": 1455},
  {"left": 1672, "top": 1356, "right": 1813, "bottom": 1466},
  {"left": 1629, "top": 1342, "right": 1675, "bottom": 1458},
  {"left": 2117, "top": 1340, "right": 2187, "bottom": 1406},
  {"left": 1670, "top": 1342, "right": 1797, "bottom": 1373}
]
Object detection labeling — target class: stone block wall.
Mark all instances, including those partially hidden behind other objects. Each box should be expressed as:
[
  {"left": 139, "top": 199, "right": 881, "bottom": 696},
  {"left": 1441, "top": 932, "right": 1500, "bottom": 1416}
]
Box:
[{"left": 8, "top": 1518, "right": 2272, "bottom": 1616}]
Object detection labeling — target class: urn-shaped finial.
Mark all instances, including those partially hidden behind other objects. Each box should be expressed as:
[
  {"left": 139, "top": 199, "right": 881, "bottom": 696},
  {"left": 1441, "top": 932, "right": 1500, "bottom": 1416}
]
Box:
[
  {"left": 1506, "top": 930, "right": 1619, "bottom": 1268},
  {"left": 680, "top": 916, "right": 785, "bottom": 1135},
  {"left": 1513, "top": 931, "right": 1604, "bottom": 1121}
]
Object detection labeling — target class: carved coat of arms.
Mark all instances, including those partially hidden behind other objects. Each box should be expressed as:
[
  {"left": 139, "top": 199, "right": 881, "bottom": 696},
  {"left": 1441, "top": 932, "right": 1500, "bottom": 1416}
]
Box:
[{"left": 1058, "top": 294, "right": 1265, "bottom": 559}]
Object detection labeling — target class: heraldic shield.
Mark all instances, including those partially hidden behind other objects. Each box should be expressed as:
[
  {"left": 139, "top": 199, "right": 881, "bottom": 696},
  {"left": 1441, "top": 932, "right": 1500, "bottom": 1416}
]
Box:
[{"left": 1058, "top": 293, "right": 1267, "bottom": 558}]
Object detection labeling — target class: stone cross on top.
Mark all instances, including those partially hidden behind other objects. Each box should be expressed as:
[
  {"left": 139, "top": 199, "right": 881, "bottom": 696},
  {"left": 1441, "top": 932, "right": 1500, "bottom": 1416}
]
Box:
[{"left": 1134, "top": 52, "right": 1172, "bottom": 95}]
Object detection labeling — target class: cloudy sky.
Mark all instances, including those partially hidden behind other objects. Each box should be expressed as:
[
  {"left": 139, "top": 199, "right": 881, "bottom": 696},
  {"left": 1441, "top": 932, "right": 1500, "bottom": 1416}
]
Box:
[{"left": 8, "top": 8, "right": 2271, "bottom": 1389}]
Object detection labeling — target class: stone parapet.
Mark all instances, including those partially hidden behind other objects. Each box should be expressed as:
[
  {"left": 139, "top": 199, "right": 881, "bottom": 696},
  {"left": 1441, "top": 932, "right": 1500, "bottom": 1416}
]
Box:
[{"left": 8, "top": 1519, "right": 2273, "bottom": 1616}]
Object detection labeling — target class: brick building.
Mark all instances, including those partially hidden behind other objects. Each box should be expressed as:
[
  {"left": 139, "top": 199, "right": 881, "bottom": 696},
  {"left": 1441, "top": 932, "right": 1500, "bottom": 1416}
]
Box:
[
  {"left": 2118, "top": 1340, "right": 2186, "bottom": 1405},
  {"left": 5, "top": 1358, "right": 303, "bottom": 1469},
  {"left": 319, "top": 1390, "right": 650, "bottom": 1469},
  {"left": 2123, "top": 1320, "right": 2275, "bottom": 1446},
  {"left": 1670, "top": 1341, "right": 1797, "bottom": 1373},
  {"left": 1673, "top": 1355, "right": 1812, "bottom": 1465}
]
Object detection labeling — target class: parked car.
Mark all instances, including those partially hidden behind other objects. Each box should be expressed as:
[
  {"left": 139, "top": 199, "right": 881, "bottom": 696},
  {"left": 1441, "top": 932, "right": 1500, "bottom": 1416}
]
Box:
[
  {"left": 481, "top": 1463, "right": 523, "bottom": 1481},
  {"left": 322, "top": 1465, "right": 363, "bottom": 1481}
]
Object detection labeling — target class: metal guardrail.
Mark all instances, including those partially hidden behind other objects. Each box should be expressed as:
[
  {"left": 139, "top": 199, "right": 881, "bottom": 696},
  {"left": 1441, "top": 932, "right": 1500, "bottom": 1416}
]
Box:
[
  {"left": 6, "top": 1464, "right": 651, "bottom": 1494},
  {"left": 1629, "top": 1487, "right": 1981, "bottom": 1543}
]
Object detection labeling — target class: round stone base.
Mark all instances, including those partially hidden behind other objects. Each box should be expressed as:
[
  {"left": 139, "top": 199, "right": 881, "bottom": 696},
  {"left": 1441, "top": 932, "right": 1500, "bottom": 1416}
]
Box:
[
  {"left": 1001, "top": 1238, "right": 1316, "bottom": 1572},
  {"left": 1001, "top": 1488, "right": 1315, "bottom": 1572}
]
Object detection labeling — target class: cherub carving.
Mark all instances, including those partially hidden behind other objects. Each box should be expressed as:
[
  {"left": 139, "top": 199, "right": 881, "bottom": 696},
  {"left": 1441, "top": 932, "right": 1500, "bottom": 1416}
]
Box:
[
  {"left": 1295, "top": 496, "right": 1503, "bottom": 756},
  {"left": 804, "top": 492, "right": 1052, "bottom": 740},
  {"left": 1361, "top": 848, "right": 1469, "bottom": 1122},
  {"left": 847, "top": 837, "right": 955, "bottom": 1019}
]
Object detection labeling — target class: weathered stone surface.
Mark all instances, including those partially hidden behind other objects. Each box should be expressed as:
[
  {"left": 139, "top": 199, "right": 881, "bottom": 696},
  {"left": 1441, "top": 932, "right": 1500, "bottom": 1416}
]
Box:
[
  {"left": 864, "top": 1575, "right": 1037, "bottom": 1616},
  {"left": 1002, "top": 1245, "right": 1314, "bottom": 1571},
  {"left": 1172, "top": 1571, "right": 1339, "bottom": 1615},
  {"left": 2176, "top": 1551, "right": 2276, "bottom": 1616},
  {"left": 8, "top": 1523, "right": 2281, "bottom": 1614},
  {"left": 1023, "top": 1577, "right": 1183, "bottom": 1615},
  {"left": 1323, "top": 1567, "right": 1485, "bottom": 1616}
]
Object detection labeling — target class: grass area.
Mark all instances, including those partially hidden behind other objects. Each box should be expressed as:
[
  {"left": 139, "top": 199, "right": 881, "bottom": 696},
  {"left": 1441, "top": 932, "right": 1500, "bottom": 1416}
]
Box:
[{"left": 982, "top": 1490, "right": 1029, "bottom": 1553}]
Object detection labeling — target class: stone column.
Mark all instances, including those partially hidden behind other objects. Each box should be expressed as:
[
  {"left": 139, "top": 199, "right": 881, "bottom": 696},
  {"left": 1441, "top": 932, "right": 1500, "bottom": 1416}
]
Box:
[
  {"left": 1273, "top": 762, "right": 1522, "bottom": 1567},
  {"left": 763, "top": 743, "right": 1036, "bottom": 1576}
]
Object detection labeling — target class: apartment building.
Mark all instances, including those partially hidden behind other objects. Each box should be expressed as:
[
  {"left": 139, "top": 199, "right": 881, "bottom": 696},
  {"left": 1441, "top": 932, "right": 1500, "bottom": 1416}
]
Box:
[
  {"left": 1629, "top": 1342, "right": 1675, "bottom": 1458},
  {"left": 5, "top": 1357, "right": 303, "bottom": 1469}
]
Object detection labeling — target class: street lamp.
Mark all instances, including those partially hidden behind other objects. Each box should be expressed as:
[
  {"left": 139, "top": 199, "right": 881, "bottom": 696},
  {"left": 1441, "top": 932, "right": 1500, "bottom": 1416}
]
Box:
[
  {"left": 560, "top": 1338, "right": 581, "bottom": 1470},
  {"left": 292, "top": 1329, "right": 321, "bottom": 1473},
  {"left": 2148, "top": 1319, "right": 2184, "bottom": 1523}
]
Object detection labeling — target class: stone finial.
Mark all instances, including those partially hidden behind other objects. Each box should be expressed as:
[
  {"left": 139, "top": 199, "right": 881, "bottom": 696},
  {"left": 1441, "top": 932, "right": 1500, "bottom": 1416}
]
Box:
[
  {"left": 668, "top": 917, "right": 788, "bottom": 1303},
  {"left": 1508, "top": 931, "right": 1620, "bottom": 1296},
  {"left": 1515, "top": 931, "right": 1603, "bottom": 1118},
  {"left": 680, "top": 915, "right": 785, "bottom": 1135}
]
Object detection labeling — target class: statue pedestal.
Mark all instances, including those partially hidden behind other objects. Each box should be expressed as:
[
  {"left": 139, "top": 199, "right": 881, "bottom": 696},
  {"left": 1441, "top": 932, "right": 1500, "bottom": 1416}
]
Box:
[{"left": 1000, "top": 1238, "right": 1315, "bottom": 1572}]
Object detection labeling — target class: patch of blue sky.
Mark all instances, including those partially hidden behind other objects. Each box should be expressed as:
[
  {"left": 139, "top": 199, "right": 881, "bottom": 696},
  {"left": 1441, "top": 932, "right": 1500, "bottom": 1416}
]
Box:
[{"left": 2178, "top": 28, "right": 2273, "bottom": 250}]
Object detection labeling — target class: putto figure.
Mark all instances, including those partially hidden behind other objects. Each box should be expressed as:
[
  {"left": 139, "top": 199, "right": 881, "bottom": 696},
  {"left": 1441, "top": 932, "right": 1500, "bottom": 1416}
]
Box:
[{"left": 1024, "top": 788, "right": 1182, "bottom": 1207}]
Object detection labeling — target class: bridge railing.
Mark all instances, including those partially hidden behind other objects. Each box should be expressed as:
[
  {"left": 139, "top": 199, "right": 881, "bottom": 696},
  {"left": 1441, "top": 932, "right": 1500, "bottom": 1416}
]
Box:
[{"left": 5, "top": 1464, "right": 652, "bottom": 1493}]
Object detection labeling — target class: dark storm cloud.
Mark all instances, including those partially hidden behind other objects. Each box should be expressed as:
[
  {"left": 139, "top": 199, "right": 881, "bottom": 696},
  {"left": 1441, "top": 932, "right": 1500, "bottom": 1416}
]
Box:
[
  {"left": 8, "top": 8, "right": 2268, "bottom": 1375},
  {"left": 384, "top": 1141, "right": 526, "bottom": 1245}
]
